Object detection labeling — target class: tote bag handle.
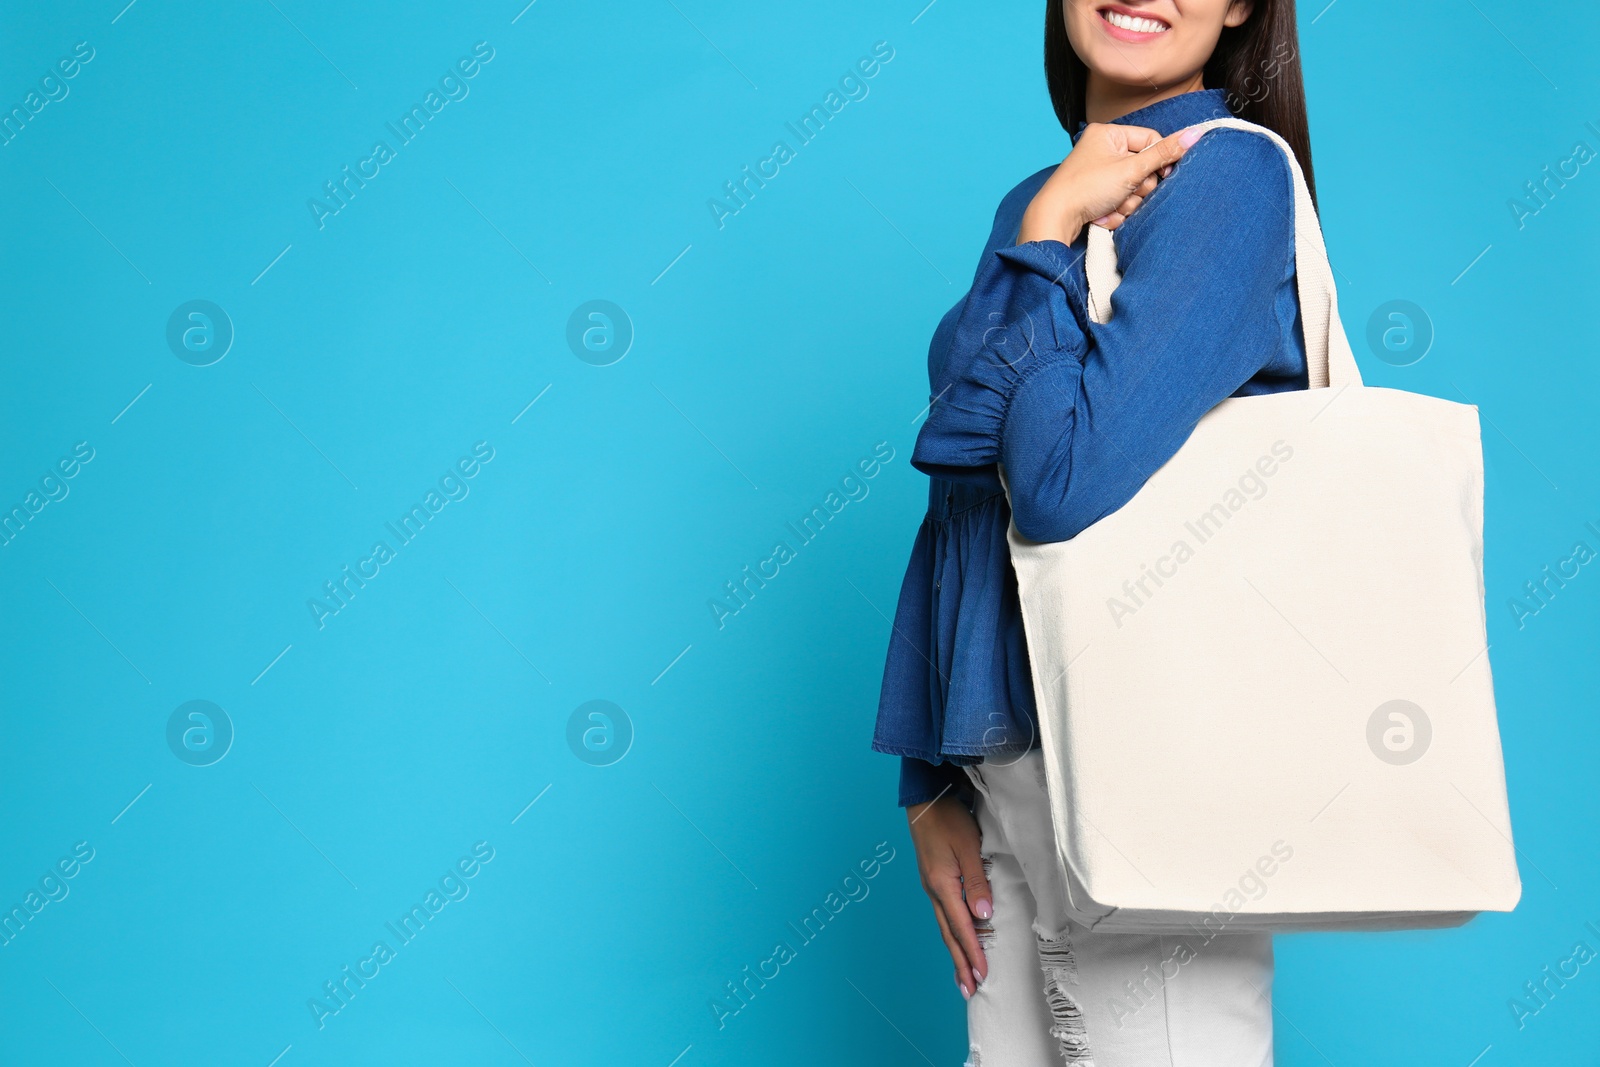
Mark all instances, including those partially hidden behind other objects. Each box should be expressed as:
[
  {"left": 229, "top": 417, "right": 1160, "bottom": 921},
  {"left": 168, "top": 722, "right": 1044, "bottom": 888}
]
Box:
[{"left": 1084, "top": 117, "right": 1364, "bottom": 391}]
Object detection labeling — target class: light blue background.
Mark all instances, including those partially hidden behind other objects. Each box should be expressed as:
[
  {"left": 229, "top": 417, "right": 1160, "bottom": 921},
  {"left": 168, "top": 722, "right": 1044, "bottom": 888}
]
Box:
[{"left": 1, "top": 1, "right": 1596, "bottom": 1064}]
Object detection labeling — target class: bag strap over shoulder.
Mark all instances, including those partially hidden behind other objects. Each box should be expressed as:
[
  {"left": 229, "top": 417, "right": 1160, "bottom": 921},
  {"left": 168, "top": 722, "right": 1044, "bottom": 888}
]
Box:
[{"left": 1083, "top": 117, "right": 1363, "bottom": 391}]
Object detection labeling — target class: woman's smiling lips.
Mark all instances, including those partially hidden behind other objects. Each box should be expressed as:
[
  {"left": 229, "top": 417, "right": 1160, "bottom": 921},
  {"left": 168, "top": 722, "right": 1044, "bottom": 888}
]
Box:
[{"left": 1097, "top": 4, "right": 1172, "bottom": 42}]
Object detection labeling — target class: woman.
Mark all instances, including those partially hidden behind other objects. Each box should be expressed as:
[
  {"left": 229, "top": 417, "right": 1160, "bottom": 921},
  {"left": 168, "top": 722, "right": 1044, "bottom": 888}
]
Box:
[{"left": 873, "top": 1, "right": 1315, "bottom": 1063}]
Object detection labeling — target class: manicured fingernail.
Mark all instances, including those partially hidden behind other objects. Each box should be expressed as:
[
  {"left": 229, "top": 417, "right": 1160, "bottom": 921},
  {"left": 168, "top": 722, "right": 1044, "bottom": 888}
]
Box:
[
  {"left": 1161, "top": 164, "right": 1173, "bottom": 178},
  {"left": 1179, "top": 127, "right": 1202, "bottom": 148},
  {"left": 957, "top": 977, "right": 971, "bottom": 999},
  {"left": 975, "top": 900, "right": 992, "bottom": 920},
  {"left": 1092, "top": 215, "right": 1112, "bottom": 227},
  {"left": 974, "top": 968, "right": 986, "bottom": 987}
]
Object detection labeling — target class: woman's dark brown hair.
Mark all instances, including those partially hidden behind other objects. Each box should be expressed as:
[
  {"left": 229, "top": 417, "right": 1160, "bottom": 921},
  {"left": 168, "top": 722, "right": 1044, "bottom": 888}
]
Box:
[{"left": 1044, "top": 0, "right": 1316, "bottom": 204}]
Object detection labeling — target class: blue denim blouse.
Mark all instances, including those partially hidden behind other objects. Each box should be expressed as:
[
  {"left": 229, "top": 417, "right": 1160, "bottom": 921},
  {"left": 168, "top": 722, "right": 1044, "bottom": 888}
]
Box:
[{"left": 873, "top": 89, "right": 1310, "bottom": 806}]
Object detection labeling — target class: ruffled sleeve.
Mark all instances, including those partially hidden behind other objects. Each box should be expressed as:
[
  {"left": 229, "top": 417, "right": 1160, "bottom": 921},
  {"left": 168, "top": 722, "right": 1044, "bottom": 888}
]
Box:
[
  {"left": 899, "top": 755, "right": 972, "bottom": 808},
  {"left": 911, "top": 239, "right": 1090, "bottom": 480},
  {"left": 912, "top": 129, "right": 1301, "bottom": 544}
]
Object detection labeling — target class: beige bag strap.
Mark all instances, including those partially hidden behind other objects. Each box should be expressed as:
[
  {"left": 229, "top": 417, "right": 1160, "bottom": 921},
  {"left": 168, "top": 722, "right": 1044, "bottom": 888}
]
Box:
[{"left": 1084, "top": 117, "right": 1363, "bottom": 390}]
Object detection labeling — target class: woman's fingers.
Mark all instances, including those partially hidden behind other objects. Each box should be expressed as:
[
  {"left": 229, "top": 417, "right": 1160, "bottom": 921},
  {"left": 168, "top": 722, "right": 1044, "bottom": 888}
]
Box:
[
  {"left": 1091, "top": 174, "right": 1161, "bottom": 231},
  {"left": 907, "top": 797, "right": 990, "bottom": 999},
  {"left": 1114, "top": 124, "right": 1164, "bottom": 152},
  {"left": 937, "top": 877, "right": 988, "bottom": 987},
  {"left": 954, "top": 844, "right": 993, "bottom": 987},
  {"left": 1023, "top": 121, "right": 1199, "bottom": 244},
  {"left": 1125, "top": 125, "right": 1204, "bottom": 185},
  {"left": 958, "top": 842, "right": 993, "bottom": 924},
  {"left": 928, "top": 893, "right": 975, "bottom": 998}
]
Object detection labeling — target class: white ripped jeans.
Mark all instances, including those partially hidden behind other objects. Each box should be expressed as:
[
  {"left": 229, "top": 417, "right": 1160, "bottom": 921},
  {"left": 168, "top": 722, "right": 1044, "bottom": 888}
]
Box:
[{"left": 963, "top": 752, "right": 1275, "bottom": 1067}]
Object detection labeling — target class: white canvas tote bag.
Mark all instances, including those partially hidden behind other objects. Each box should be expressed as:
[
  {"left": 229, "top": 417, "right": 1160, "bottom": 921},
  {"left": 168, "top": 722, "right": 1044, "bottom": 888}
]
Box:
[{"left": 1004, "top": 118, "right": 1521, "bottom": 933}]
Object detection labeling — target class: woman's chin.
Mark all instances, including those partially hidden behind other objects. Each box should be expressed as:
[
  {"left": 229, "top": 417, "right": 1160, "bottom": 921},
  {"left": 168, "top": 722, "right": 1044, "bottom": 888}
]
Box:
[{"left": 1083, "top": 53, "right": 1179, "bottom": 91}]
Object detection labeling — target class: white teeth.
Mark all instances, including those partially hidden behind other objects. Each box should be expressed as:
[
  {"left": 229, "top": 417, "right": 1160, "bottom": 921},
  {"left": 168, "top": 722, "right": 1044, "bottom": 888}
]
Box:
[{"left": 1104, "top": 10, "right": 1169, "bottom": 33}]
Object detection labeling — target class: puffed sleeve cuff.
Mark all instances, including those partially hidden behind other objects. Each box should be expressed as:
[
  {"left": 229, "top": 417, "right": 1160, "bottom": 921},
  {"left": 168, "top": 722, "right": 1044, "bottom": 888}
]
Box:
[
  {"left": 898, "top": 756, "right": 971, "bottom": 808},
  {"left": 993, "top": 240, "right": 1084, "bottom": 297},
  {"left": 911, "top": 241, "right": 1088, "bottom": 477},
  {"left": 993, "top": 239, "right": 1093, "bottom": 341}
]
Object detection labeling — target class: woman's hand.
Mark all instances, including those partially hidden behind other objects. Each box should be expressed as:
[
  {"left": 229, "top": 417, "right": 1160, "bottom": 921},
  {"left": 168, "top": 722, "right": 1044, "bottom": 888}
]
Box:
[
  {"left": 906, "top": 794, "right": 992, "bottom": 999},
  {"left": 1017, "top": 123, "right": 1203, "bottom": 246}
]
